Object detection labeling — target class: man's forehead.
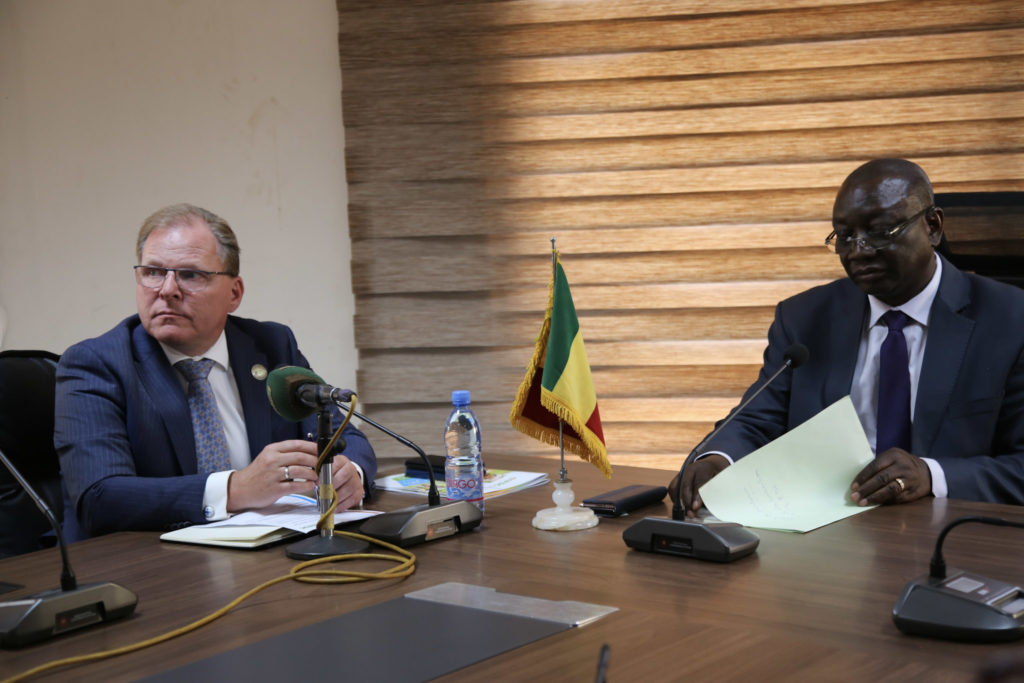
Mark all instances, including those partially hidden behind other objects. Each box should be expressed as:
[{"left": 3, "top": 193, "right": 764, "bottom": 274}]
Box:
[{"left": 837, "top": 176, "right": 912, "bottom": 215}]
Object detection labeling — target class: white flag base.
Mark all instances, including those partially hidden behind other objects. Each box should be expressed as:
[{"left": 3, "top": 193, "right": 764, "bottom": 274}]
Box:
[{"left": 532, "top": 480, "right": 599, "bottom": 531}]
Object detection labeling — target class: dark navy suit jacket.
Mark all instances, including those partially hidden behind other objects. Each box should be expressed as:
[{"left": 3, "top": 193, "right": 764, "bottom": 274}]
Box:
[
  {"left": 55, "top": 315, "right": 376, "bottom": 540},
  {"left": 703, "top": 256, "right": 1024, "bottom": 504}
]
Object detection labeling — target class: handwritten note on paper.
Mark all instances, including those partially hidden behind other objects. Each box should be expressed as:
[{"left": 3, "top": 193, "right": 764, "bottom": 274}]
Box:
[{"left": 698, "top": 396, "right": 877, "bottom": 533}]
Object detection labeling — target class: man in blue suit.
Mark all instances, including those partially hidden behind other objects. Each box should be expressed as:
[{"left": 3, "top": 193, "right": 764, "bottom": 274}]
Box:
[
  {"left": 55, "top": 204, "right": 376, "bottom": 540},
  {"left": 674, "top": 159, "right": 1024, "bottom": 512}
]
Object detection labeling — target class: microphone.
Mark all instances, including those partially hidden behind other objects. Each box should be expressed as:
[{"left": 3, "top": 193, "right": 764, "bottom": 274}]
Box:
[
  {"left": 893, "top": 516, "right": 1024, "bottom": 642},
  {"left": 264, "top": 367, "right": 481, "bottom": 547},
  {"left": 266, "top": 365, "right": 355, "bottom": 422},
  {"left": 350, "top": 407, "right": 482, "bottom": 548},
  {"left": 0, "top": 448, "right": 137, "bottom": 647},
  {"left": 622, "top": 342, "right": 809, "bottom": 562}
]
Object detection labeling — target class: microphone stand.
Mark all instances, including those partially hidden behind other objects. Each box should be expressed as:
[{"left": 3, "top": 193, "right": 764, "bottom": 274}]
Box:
[
  {"left": 622, "top": 343, "right": 807, "bottom": 562},
  {"left": 351, "top": 403, "right": 482, "bottom": 547},
  {"left": 0, "top": 448, "right": 137, "bottom": 647},
  {"left": 285, "top": 408, "right": 369, "bottom": 559}
]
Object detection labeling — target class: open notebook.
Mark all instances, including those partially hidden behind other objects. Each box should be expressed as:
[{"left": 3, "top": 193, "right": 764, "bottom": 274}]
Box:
[{"left": 160, "top": 494, "right": 380, "bottom": 549}]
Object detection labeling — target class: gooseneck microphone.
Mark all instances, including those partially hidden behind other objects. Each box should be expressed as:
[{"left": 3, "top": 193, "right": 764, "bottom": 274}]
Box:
[
  {"left": 345, "top": 406, "right": 482, "bottom": 547},
  {"left": 623, "top": 342, "right": 809, "bottom": 562},
  {"left": 893, "top": 516, "right": 1024, "bottom": 641},
  {"left": 0, "top": 448, "right": 137, "bottom": 647},
  {"left": 265, "top": 367, "right": 480, "bottom": 547},
  {"left": 671, "top": 342, "right": 810, "bottom": 519}
]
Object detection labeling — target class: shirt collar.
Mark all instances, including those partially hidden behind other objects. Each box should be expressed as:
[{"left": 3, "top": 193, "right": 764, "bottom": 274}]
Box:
[
  {"left": 160, "top": 330, "right": 230, "bottom": 371},
  {"left": 867, "top": 253, "right": 943, "bottom": 328}
]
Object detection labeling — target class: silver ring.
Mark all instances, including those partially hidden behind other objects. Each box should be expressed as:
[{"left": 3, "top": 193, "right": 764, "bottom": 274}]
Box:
[
  {"left": 894, "top": 477, "right": 906, "bottom": 494},
  {"left": 283, "top": 466, "right": 291, "bottom": 482}
]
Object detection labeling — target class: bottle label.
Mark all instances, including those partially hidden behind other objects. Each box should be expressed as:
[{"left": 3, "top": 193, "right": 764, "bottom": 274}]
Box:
[{"left": 445, "top": 471, "right": 483, "bottom": 503}]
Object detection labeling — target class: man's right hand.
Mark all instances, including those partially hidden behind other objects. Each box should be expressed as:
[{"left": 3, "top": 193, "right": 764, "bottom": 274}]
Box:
[
  {"left": 226, "top": 439, "right": 321, "bottom": 512},
  {"left": 667, "top": 454, "right": 730, "bottom": 517}
]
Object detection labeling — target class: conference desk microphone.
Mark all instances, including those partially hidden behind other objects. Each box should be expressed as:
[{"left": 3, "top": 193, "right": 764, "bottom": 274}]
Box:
[
  {"left": 623, "top": 343, "right": 809, "bottom": 562},
  {"left": 0, "top": 449, "right": 137, "bottom": 648},
  {"left": 893, "top": 515, "right": 1024, "bottom": 642},
  {"left": 348, "top": 407, "right": 482, "bottom": 548},
  {"left": 265, "top": 366, "right": 481, "bottom": 548}
]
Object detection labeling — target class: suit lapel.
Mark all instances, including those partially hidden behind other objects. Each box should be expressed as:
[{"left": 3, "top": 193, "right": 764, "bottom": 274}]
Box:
[
  {"left": 915, "top": 258, "right": 974, "bottom": 455},
  {"left": 131, "top": 322, "right": 196, "bottom": 473},
  {"left": 225, "top": 319, "right": 273, "bottom": 458},
  {"left": 823, "top": 280, "right": 868, "bottom": 405}
]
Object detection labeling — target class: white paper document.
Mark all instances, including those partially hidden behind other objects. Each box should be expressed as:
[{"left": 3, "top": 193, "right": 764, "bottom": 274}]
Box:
[
  {"left": 160, "top": 494, "right": 381, "bottom": 548},
  {"left": 698, "top": 396, "right": 877, "bottom": 533}
]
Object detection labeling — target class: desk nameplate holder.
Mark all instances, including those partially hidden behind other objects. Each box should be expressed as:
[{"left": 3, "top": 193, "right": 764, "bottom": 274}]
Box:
[{"left": 142, "top": 582, "right": 617, "bottom": 682}]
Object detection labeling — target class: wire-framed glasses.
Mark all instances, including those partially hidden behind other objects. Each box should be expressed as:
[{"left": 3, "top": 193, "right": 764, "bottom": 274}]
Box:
[
  {"left": 824, "top": 205, "right": 935, "bottom": 254},
  {"left": 134, "top": 265, "right": 234, "bottom": 293}
]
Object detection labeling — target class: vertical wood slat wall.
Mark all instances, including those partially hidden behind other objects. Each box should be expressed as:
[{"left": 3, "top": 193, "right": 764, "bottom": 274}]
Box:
[{"left": 336, "top": 0, "right": 1024, "bottom": 470}]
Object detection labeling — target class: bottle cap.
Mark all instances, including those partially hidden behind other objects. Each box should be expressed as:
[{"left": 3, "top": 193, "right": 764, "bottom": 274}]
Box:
[{"left": 451, "top": 389, "right": 471, "bottom": 406}]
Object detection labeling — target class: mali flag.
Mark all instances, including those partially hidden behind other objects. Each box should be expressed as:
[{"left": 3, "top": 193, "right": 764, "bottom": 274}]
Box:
[{"left": 509, "top": 252, "right": 611, "bottom": 478}]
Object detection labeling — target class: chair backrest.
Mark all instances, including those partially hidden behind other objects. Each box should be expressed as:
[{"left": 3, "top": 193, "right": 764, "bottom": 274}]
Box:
[
  {"left": 0, "top": 349, "right": 62, "bottom": 558},
  {"left": 935, "top": 192, "right": 1024, "bottom": 289}
]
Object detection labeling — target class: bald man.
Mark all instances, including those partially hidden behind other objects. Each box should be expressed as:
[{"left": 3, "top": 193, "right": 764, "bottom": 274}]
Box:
[{"left": 673, "top": 159, "right": 1024, "bottom": 512}]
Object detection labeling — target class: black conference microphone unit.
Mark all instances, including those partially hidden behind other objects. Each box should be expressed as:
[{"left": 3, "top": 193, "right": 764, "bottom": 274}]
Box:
[
  {"left": 0, "top": 449, "right": 137, "bottom": 648},
  {"left": 265, "top": 367, "right": 481, "bottom": 548},
  {"left": 622, "top": 343, "right": 809, "bottom": 562},
  {"left": 893, "top": 516, "right": 1024, "bottom": 642}
]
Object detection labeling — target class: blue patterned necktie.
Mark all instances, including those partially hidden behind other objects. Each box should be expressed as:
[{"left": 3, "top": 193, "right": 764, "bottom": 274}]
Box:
[
  {"left": 175, "top": 358, "right": 232, "bottom": 474},
  {"left": 876, "top": 310, "right": 912, "bottom": 454}
]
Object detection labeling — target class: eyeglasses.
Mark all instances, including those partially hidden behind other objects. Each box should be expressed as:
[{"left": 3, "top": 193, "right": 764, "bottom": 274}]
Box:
[
  {"left": 824, "top": 205, "right": 935, "bottom": 254},
  {"left": 134, "top": 265, "right": 234, "bottom": 293}
]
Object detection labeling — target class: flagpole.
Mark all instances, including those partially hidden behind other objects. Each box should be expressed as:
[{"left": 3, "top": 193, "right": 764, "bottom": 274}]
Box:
[
  {"left": 552, "top": 237, "right": 569, "bottom": 484},
  {"left": 527, "top": 237, "right": 599, "bottom": 531}
]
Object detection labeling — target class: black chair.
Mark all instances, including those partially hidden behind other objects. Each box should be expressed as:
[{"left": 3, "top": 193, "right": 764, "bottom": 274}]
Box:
[
  {"left": 0, "top": 350, "right": 62, "bottom": 558},
  {"left": 936, "top": 192, "right": 1024, "bottom": 289}
]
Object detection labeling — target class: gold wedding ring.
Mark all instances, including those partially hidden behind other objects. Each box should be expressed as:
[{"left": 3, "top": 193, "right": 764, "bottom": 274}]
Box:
[{"left": 894, "top": 477, "right": 906, "bottom": 494}]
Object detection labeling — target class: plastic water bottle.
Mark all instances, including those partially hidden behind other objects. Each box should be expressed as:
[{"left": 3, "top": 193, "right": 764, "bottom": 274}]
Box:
[{"left": 443, "top": 390, "right": 484, "bottom": 513}]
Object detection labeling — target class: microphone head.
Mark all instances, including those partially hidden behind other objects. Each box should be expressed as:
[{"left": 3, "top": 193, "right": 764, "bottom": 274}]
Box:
[
  {"left": 266, "top": 365, "right": 324, "bottom": 422},
  {"left": 784, "top": 343, "right": 810, "bottom": 369}
]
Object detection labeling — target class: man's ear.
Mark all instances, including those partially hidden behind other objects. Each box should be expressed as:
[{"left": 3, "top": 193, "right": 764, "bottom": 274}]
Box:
[
  {"left": 228, "top": 276, "right": 244, "bottom": 312},
  {"left": 926, "top": 207, "right": 944, "bottom": 247}
]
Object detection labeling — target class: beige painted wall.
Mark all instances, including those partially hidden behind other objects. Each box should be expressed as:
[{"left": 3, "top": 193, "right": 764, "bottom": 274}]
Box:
[{"left": 0, "top": 0, "right": 358, "bottom": 389}]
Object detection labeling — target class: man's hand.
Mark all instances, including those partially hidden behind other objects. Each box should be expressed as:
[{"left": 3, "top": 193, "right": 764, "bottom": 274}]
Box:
[
  {"left": 667, "top": 454, "right": 730, "bottom": 517},
  {"left": 226, "top": 439, "right": 318, "bottom": 512},
  {"left": 850, "top": 448, "right": 931, "bottom": 506},
  {"left": 327, "top": 456, "right": 364, "bottom": 511}
]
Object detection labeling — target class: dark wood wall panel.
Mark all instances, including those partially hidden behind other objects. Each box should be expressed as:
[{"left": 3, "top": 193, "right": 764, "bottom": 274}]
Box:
[{"left": 337, "top": 0, "right": 1024, "bottom": 470}]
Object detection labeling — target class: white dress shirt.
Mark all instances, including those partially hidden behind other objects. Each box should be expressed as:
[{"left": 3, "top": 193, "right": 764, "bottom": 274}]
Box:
[
  {"left": 849, "top": 255, "right": 947, "bottom": 497},
  {"left": 161, "top": 332, "right": 247, "bottom": 520}
]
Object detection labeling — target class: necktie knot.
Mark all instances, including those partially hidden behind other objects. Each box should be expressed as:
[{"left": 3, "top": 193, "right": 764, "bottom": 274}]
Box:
[
  {"left": 175, "top": 358, "right": 215, "bottom": 382},
  {"left": 881, "top": 310, "right": 910, "bottom": 333}
]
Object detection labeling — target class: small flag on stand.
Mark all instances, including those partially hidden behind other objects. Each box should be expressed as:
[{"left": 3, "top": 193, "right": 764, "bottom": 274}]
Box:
[{"left": 509, "top": 250, "right": 611, "bottom": 478}]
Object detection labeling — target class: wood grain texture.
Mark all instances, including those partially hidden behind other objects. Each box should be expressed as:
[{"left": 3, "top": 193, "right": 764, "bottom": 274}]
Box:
[
  {"left": 336, "top": 0, "right": 1024, "bottom": 470},
  {"left": 4, "top": 457, "right": 1024, "bottom": 681}
]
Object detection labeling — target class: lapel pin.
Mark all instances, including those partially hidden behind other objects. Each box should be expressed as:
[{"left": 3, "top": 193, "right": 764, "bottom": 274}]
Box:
[{"left": 251, "top": 364, "right": 268, "bottom": 381}]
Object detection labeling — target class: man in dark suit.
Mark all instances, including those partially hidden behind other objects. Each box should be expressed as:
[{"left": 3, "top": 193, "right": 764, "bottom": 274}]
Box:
[
  {"left": 55, "top": 204, "right": 376, "bottom": 540},
  {"left": 674, "top": 158, "right": 1024, "bottom": 513}
]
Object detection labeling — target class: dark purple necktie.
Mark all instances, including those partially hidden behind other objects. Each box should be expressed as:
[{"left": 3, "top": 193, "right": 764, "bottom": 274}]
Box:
[{"left": 876, "top": 310, "right": 912, "bottom": 454}]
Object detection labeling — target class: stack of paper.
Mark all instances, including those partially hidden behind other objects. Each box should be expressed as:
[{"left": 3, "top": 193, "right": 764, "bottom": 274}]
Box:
[{"left": 375, "top": 469, "right": 549, "bottom": 501}]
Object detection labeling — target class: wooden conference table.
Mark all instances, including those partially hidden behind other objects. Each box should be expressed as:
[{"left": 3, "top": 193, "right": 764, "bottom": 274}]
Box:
[{"left": 2, "top": 455, "right": 1024, "bottom": 682}]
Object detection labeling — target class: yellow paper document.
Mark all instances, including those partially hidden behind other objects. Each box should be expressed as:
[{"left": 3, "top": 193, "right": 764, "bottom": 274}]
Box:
[{"left": 698, "top": 396, "right": 876, "bottom": 533}]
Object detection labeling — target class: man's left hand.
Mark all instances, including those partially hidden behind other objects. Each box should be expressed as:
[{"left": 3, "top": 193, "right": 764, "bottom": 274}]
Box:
[
  {"left": 327, "top": 456, "right": 364, "bottom": 510},
  {"left": 850, "top": 449, "right": 931, "bottom": 506}
]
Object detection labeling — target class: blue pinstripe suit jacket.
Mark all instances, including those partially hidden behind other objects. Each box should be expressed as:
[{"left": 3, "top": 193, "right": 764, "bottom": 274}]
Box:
[{"left": 55, "top": 315, "right": 376, "bottom": 540}]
